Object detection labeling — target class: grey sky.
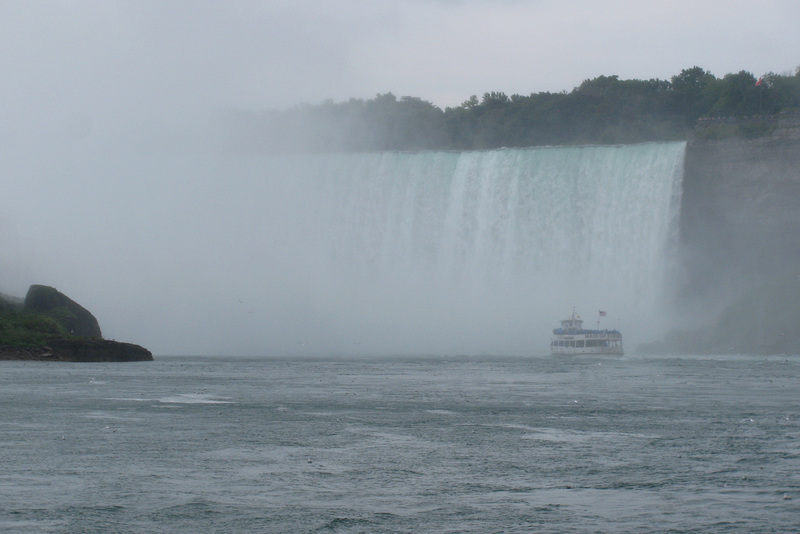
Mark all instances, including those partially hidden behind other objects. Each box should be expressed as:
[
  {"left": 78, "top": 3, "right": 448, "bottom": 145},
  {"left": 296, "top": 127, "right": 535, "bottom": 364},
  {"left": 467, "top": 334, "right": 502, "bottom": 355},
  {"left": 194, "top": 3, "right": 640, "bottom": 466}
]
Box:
[
  {"left": 2, "top": 0, "right": 798, "bottom": 116},
  {"left": 1, "top": 1, "right": 798, "bottom": 355}
]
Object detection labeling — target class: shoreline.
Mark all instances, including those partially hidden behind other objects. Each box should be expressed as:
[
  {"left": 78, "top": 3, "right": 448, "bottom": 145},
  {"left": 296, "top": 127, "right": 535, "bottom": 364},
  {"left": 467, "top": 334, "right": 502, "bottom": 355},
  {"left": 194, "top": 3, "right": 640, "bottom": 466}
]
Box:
[{"left": 0, "top": 340, "right": 153, "bottom": 362}]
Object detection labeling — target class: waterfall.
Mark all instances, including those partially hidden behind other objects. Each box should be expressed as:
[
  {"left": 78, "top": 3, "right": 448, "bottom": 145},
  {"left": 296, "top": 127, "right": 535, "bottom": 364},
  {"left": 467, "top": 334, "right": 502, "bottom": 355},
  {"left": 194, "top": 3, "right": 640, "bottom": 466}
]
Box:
[
  {"left": 242, "top": 142, "right": 685, "bottom": 355},
  {"left": 12, "top": 141, "right": 684, "bottom": 355}
]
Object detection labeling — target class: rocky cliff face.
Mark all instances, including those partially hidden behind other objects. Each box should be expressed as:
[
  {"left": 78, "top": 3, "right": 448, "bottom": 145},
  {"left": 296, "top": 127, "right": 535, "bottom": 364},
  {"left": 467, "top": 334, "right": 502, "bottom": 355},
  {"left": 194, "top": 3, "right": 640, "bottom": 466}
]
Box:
[
  {"left": 641, "top": 275, "right": 800, "bottom": 355},
  {"left": 649, "top": 123, "right": 800, "bottom": 354},
  {"left": 679, "top": 132, "right": 800, "bottom": 310},
  {"left": 24, "top": 284, "right": 102, "bottom": 338}
]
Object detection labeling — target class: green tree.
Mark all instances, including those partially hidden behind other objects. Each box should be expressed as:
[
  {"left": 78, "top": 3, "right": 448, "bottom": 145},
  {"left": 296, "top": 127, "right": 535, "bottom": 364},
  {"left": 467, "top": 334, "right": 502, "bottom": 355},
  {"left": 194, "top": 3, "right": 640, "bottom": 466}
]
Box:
[
  {"left": 670, "top": 66, "right": 716, "bottom": 122},
  {"left": 708, "top": 71, "right": 762, "bottom": 116}
]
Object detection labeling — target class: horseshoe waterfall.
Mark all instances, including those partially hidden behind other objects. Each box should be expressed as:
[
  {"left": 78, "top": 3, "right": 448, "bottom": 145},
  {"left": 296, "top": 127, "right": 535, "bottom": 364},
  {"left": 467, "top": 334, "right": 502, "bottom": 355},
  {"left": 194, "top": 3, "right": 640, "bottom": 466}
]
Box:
[
  {"left": 47, "top": 142, "right": 685, "bottom": 355},
  {"left": 228, "top": 141, "right": 686, "bottom": 355}
]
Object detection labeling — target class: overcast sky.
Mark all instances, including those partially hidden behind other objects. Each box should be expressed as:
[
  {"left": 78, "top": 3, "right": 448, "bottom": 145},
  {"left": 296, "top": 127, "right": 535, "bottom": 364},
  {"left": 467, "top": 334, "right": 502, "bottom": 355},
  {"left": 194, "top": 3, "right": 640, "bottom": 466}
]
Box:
[
  {"left": 1, "top": 1, "right": 798, "bottom": 355},
  {"left": 2, "top": 0, "right": 799, "bottom": 116}
]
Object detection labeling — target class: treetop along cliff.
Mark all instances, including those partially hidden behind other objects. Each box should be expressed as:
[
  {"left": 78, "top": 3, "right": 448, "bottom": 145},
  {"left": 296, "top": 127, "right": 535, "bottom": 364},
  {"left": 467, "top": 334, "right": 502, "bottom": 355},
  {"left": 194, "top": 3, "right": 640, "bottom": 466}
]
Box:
[{"left": 220, "top": 67, "right": 800, "bottom": 152}]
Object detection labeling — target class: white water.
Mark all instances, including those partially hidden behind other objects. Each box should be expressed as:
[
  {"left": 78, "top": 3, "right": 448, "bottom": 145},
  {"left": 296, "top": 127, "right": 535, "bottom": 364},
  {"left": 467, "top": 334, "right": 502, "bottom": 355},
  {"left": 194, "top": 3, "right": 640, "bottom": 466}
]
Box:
[
  {"left": 247, "top": 142, "right": 685, "bottom": 355},
  {"left": 3, "top": 142, "right": 685, "bottom": 355}
]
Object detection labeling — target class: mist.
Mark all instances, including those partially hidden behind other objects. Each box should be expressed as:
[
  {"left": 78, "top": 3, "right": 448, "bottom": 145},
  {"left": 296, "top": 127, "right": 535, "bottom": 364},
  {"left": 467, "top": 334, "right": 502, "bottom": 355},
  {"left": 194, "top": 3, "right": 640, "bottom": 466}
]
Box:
[
  {"left": 2, "top": 137, "right": 685, "bottom": 356},
  {"left": 2, "top": 2, "right": 797, "bottom": 355}
]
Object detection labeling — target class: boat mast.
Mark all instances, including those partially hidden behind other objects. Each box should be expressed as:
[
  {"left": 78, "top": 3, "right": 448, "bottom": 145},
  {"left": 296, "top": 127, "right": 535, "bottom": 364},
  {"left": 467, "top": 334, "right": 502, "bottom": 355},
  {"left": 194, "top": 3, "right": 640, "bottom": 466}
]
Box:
[{"left": 596, "top": 309, "right": 607, "bottom": 330}]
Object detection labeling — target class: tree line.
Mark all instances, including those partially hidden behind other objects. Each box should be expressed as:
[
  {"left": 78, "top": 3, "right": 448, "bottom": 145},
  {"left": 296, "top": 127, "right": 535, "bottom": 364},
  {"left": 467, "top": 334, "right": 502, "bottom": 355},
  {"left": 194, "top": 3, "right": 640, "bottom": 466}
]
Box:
[{"left": 222, "top": 67, "right": 800, "bottom": 152}]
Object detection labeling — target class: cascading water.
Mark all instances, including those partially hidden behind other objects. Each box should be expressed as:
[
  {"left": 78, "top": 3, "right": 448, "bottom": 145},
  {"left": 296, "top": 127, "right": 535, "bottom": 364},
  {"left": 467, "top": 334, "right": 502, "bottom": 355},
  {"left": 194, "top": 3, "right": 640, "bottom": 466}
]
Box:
[
  {"left": 246, "top": 141, "right": 685, "bottom": 355},
  {"left": 10, "top": 141, "right": 684, "bottom": 356}
]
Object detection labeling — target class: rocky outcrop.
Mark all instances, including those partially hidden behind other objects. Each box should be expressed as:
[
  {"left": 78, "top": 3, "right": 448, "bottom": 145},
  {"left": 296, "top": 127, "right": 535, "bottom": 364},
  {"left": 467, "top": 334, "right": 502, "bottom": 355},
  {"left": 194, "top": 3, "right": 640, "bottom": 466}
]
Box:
[
  {"left": 23, "top": 285, "right": 102, "bottom": 338},
  {"left": 0, "top": 285, "right": 152, "bottom": 362},
  {"left": 49, "top": 338, "right": 152, "bottom": 362}
]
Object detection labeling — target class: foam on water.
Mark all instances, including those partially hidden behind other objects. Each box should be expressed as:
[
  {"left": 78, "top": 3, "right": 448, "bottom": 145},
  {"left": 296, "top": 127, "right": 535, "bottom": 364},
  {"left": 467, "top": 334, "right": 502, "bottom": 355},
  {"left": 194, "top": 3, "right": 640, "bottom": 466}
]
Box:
[{"left": 157, "top": 393, "right": 235, "bottom": 404}]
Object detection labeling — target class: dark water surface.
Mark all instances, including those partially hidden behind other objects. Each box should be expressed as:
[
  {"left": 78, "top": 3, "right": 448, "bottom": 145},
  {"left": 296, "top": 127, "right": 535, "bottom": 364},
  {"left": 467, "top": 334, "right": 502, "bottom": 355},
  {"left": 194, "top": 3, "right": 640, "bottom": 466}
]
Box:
[{"left": 1, "top": 355, "right": 799, "bottom": 533}]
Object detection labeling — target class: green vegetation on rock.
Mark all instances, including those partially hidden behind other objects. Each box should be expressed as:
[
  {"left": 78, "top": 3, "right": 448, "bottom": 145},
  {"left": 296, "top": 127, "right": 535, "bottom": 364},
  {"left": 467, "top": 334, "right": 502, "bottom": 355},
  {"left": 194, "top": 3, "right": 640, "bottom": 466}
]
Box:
[
  {"left": 0, "top": 286, "right": 152, "bottom": 362},
  {"left": 0, "top": 309, "right": 72, "bottom": 348}
]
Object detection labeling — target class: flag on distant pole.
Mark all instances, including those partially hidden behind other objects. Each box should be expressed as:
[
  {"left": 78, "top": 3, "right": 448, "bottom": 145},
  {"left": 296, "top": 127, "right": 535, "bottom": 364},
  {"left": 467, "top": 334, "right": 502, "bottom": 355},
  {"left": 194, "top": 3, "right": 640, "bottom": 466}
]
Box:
[
  {"left": 756, "top": 77, "right": 764, "bottom": 87},
  {"left": 599, "top": 310, "right": 607, "bottom": 316}
]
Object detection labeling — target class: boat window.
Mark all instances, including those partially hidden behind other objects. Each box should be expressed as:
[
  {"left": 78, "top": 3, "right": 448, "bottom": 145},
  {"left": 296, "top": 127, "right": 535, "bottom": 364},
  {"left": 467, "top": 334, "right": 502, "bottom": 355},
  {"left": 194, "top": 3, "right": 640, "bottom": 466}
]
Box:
[{"left": 576, "top": 340, "right": 584, "bottom": 348}]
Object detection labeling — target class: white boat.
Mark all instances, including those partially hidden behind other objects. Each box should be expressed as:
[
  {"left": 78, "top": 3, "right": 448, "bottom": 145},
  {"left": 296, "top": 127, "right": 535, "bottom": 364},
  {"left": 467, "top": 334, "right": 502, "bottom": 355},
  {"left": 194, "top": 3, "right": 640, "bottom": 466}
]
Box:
[{"left": 550, "top": 309, "right": 623, "bottom": 355}]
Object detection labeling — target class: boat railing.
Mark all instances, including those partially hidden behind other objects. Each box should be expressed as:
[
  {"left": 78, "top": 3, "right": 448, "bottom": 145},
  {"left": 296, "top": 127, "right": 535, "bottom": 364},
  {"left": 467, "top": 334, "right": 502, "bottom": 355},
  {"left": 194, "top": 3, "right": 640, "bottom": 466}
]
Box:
[{"left": 553, "top": 328, "right": 622, "bottom": 336}]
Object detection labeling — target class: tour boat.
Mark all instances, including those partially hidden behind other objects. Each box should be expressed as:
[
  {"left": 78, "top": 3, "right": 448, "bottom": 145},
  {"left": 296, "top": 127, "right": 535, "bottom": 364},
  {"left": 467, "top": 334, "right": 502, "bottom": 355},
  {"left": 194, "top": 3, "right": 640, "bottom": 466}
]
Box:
[{"left": 550, "top": 309, "right": 623, "bottom": 355}]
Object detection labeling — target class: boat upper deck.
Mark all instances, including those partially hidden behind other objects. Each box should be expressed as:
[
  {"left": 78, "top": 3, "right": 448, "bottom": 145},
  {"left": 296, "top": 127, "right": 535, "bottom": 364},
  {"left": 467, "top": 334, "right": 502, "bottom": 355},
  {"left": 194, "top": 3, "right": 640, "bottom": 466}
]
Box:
[{"left": 552, "top": 310, "right": 621, "bottom": 338}]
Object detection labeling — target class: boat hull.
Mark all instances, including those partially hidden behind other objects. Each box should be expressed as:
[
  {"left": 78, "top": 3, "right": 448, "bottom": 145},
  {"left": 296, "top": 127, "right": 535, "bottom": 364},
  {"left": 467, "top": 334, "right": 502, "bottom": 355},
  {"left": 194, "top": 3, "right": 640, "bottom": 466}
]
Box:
[{"left": 550, "top": 345, "right": 624, "bottom": 356}]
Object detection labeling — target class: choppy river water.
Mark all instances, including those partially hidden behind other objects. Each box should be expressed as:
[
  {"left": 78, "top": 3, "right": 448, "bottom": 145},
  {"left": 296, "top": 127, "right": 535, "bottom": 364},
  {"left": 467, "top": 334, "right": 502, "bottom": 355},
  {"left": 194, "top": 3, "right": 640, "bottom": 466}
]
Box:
[{"left": 1, "top": 354, "right": 799, "bottom": 533}]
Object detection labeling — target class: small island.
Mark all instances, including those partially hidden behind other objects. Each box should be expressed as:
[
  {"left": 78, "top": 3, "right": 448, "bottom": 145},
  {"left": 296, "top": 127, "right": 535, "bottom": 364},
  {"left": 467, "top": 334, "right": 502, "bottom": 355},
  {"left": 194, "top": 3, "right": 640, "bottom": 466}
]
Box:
[{"left": 0, "top": 285, "right": 152, "bottom": 362}]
